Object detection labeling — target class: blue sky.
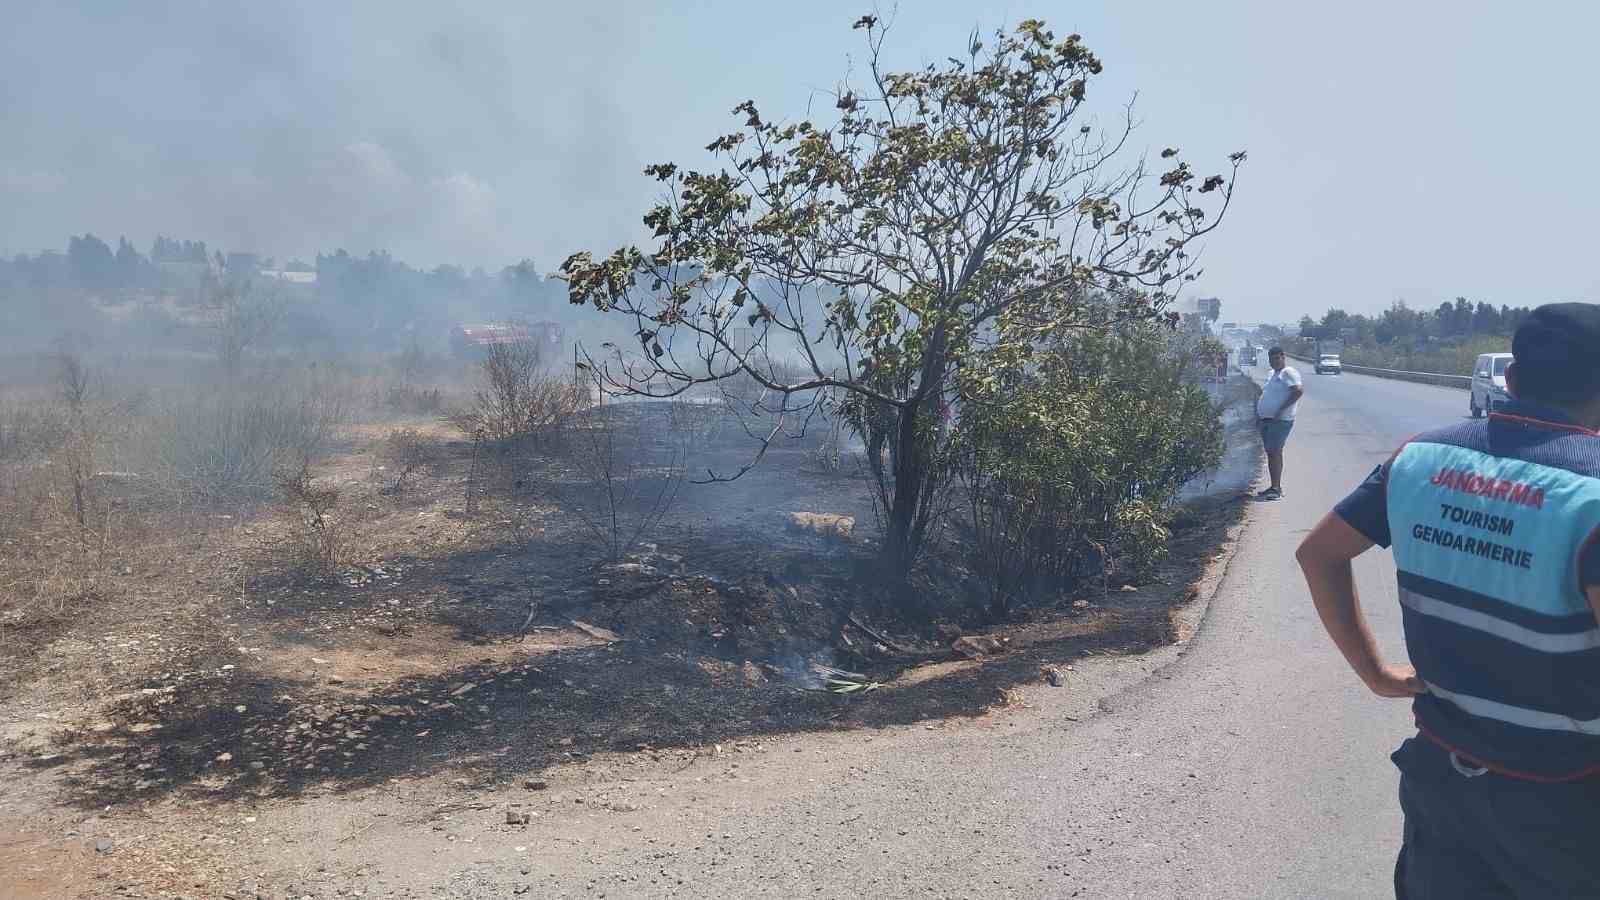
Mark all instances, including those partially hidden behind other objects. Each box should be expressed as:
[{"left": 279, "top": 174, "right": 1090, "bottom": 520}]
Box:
[{"left": 3, "top": 0, "right": 1596, "bottom": 323}]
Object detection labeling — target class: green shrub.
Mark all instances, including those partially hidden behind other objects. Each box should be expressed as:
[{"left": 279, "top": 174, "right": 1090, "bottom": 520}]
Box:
[{"left": 954, "top": 323, "right": 1223, "bottom": 618}]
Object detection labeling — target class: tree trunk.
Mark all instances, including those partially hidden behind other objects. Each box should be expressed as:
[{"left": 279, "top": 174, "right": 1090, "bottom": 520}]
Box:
[
  {"left": 881, "top": 337, "right": 951, "bottom": 583},
  {"left": 882, "top": 400, "right": 922, "bottom": 577}
]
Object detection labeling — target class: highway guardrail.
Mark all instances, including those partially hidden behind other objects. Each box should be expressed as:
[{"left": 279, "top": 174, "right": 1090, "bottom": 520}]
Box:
[{"left": 1283, "top": 351, "right": 1471, "bottom": 390}]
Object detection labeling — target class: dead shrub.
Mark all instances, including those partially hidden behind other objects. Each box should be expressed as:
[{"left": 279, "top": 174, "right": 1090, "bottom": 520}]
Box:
[
  {"left": 450, "top": 342, "right": 586, "bottom": 446},
  {"left": 137, "top": 378, "right": 344, "bottom": 505},
  {"left": 0, "top": 355, "right": 125, "bottom": 635},
  {"left": 378, "top": 427, "right": 437, "bottom": 494},
  {"left": 274, "top": 460, "right": 341, "bottom": 579},
  {"left": 548, "top": 391, "right": 687, "bottom": 561},
  {"left": 806, "top": 410, "right": 849, "bottom": 476},
  {"left": 666, "top": 395, "right": 725, "bottom": 452},
  {"left": 382, "top": 383, "right": 445, "bottom": 416},
  {"left": 51, "top": 351, "right": 114, "bottom": 537}
]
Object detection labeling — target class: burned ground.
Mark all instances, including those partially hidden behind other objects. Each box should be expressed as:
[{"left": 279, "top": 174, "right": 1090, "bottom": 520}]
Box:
[{"left": 0, "top": 378, "right": 1256, "bottom": 897}]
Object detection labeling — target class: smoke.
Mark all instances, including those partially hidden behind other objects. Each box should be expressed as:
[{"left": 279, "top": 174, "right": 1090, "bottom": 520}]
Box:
[{"left": 0, "top": 1, "right": 638, "bottom": 270}]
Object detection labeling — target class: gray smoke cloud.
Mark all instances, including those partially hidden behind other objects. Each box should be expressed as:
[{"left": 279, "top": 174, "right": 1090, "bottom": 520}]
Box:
[{"left": 0, "top": 0, "right": 642, "bottom": 270}]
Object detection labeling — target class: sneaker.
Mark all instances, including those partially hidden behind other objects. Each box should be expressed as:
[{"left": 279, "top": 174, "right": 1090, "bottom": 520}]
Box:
[{"left": 1257, "top": 487, "right": 1282, "bottom": 501}]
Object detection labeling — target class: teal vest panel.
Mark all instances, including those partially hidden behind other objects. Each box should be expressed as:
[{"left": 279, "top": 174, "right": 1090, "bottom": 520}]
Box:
[{"left": 1388, "top": 441, "right": 1600, "bottom": 617}]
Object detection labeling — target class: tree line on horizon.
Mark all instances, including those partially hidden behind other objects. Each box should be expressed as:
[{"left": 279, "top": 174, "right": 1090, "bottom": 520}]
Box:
[
  {"left": 0, "top": 231, "right": 618, "bottom": 354},
  {"left": 1296, "top": 298, "right": 1542, "bottom": 344},
  {"left": 1289, "top": 298, "right": 1560, "bottom": 375}
]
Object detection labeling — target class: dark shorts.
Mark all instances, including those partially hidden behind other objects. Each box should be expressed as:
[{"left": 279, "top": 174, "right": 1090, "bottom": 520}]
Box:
[
  {"left": 1392, "top": 736, "right": 1600, "bottom": 898},
  {"left": 1259, "top": 418, "right": 1294, "bottom": 451}
]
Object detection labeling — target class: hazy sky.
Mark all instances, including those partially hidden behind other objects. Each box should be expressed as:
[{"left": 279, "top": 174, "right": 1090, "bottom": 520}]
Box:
[{"left": 3, "top": 0, "right": 1596, "bottom": 322}]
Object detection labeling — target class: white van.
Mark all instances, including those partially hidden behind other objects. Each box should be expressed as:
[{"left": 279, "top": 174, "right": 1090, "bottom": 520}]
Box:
[{"left": 1470, "top": 352, "right": 1514, "bottom": 418}]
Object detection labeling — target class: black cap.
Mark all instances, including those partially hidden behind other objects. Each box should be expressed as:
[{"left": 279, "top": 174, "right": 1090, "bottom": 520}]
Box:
[{"left": 1512, "top": 303, "right": 1600, "bottom": 402}]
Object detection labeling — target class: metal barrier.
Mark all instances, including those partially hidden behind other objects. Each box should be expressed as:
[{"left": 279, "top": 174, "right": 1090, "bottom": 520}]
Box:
[{"left": 1283, "top": 351, "right": 1471, "bottom": 390}]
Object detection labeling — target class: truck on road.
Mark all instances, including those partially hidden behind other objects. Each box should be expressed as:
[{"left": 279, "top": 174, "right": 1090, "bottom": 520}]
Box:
[{"left": 1314, "top": 339, "right": 1343, "bottom": 375}]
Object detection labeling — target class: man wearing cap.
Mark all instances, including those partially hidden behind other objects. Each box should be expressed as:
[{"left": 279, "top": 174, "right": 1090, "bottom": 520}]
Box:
[
  {"left": 1296, "top": 303, "right": 1600, "bottom": 897},
  {"left": 1257, "top": 347, "right": 1303, "bottom": 500}
]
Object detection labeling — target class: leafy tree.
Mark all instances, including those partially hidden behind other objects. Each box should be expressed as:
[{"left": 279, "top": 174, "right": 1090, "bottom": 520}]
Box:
[
  {"left": 1438, "top": 301, "right": 1456, "bottom": 332},
  {"left": 67, "top": 233, "right": 115, "bottom": 292},
  {"left": 1453, "top": 296, "right": 1473, "bottom": 335},
  {"left": 1320, "top": 308, "right": 1352, "bottom": 336},
  {"left": 560, "top": 16, "right": 1243, "bottom": 575},
  {"left": 501, "top": 258, "right": 547, "bottom": 308},
  {"left": 114, "top": 236, "right": 147, "bottom": 288},
  {"left": 1472, "top": 301, "right": 1501, "bottom": 334},
  {"left": 207, "top": 279, "right": 283, "bottom": 374},
  {"left": 1382, "top": 300, "right": 1422, "bottom": 342}
]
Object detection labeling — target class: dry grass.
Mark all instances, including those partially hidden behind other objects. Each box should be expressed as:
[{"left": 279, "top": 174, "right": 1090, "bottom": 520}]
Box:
[{"left": 0, "top": 350, "right": 468, "bottom": 656}]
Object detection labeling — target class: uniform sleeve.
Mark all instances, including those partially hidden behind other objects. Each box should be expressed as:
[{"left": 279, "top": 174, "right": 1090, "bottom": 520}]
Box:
[
  {"left": 1580, "top": 529, "right": 1600, "bottom": 589},
  {"left": 1334, "top": 463, "right": 1392, "bottom": 548}
]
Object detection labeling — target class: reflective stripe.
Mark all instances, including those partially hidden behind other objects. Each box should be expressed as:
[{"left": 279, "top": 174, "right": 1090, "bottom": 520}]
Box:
[
  {"left": 1427, "top": 682, "right": 1600, "bottom": 735},
  {"left": 1399, "top": 587, "right": 1600, "bottom": 653}
]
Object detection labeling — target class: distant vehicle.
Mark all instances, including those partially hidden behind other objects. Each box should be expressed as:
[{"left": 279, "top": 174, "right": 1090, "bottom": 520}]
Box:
[
  {"left": 450, "top": 321, "right": 564, "bottom": 359},
  {"left": 1470, "top": 352, "right": 1514, "bottom": 418},
  {"left": 1314, "top": 339, "right": 1343, "bottom": 375},
  {"left": 1239, "top": 346, "right": 1258, "bottom": 367}
]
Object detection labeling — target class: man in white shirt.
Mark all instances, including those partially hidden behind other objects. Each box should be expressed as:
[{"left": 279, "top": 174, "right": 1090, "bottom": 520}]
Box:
[{"left": 1256, "top": 347, "right": 1303, "bottom": 500}]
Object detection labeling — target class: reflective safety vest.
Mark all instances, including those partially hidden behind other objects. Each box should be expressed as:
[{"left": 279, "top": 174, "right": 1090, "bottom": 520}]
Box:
[{"left": 1387, "top": 411, "right": 1600, "bottom": 780}]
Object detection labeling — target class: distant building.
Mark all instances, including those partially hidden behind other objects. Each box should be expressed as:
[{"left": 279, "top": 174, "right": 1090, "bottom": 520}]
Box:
[
  {"left": 1196, "top": 297, "right": 1223, "bottom": 321},
  {"left": 261, "top": 269, "right": 317, "bottom": 284}
]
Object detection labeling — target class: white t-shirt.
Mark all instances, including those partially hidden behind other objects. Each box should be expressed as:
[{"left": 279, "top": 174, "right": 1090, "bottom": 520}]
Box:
[{"left": 1257, "top": 366, "right": 1303, "bottom": 420}]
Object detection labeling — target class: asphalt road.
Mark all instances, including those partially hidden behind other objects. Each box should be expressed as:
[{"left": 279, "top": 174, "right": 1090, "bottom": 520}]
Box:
[{"left": 463, "top": 366, "right": 1477, "bottom": 899}]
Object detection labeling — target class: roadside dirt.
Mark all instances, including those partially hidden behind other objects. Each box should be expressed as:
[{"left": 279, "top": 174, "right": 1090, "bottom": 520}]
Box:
[{"left": 0, "top": 378, "right": 1260, "bottom": 899}]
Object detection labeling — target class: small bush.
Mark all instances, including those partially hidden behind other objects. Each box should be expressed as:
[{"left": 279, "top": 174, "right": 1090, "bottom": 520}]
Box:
[
  {"left": 954, "top": 322, "right": 1224, "bottom": 618},
  {"left": 450, "top": 342, "right": 586, "bottom": 444},
  {"left": 382, "top": 383, "right": 445, "bottom": 416},
  {"left": 275, "top": 460, "right": 341, "bottom": 578},
  {"left": 666, "top": 396, "right": 725, "bottom": 451},
  {"left": 805, "top": 410, "right": 849, "bottom": 475},
  {"left": 545, "top": 394, "right": 687, "bottom": 561},
  {"left": 137, "top": 378, "right": 344, "bottom": 505},
  {"left": 378, "top": 427, "right": 437, "bottom": 494},
  {"left": 380, "top": 340, "right": 447, "bottom": 415}
]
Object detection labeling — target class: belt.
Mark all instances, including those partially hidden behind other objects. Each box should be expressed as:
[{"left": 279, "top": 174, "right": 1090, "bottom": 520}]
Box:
[{"left": 1417, "top": 727, "right": 1600, "bottom": 784}]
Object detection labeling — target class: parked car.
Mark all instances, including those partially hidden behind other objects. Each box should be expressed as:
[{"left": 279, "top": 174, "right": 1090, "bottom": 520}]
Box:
[{"left": 1470, "top": 352, "right": 1514, "bottom": 418}]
